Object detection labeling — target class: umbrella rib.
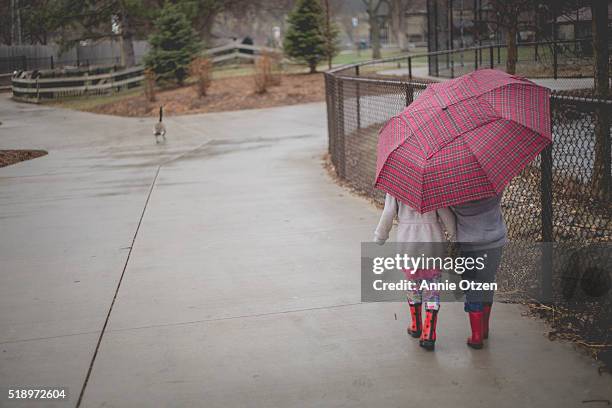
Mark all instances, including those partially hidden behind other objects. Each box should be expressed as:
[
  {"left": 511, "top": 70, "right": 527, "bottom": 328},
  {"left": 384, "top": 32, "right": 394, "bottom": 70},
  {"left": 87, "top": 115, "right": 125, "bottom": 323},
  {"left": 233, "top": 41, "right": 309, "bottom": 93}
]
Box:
[{"left": 458, "top": 119, "right": 549, "bottom": 194}]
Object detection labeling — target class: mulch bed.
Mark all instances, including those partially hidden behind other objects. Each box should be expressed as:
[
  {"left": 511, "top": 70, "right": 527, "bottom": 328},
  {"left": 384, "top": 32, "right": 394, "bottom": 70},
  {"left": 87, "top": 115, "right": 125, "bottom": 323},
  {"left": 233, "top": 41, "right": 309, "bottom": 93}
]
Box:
[
  {"left": 88, "top": 73, "right": 325, "bottom": 117},
  {"left": 0, "top": 150, "right": 47, "bottom": 167}
]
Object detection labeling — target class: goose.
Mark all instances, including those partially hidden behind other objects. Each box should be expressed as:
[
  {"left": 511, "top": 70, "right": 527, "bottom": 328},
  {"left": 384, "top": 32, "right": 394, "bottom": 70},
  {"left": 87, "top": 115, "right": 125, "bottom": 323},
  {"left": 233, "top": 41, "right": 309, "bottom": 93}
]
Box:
[{"left": 154, "top": 106, "right": 166, "bottom": 144}]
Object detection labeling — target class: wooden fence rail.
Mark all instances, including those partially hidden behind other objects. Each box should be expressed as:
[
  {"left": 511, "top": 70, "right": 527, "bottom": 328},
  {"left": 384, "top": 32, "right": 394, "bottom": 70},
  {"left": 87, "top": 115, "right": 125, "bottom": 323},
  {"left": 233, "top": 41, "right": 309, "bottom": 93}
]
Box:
[
  {"left": 202, "top": 41, "right": 282, "bottom": 64},
  {"left": 11, "top": 66, "right": 144, "bottom": 101}
]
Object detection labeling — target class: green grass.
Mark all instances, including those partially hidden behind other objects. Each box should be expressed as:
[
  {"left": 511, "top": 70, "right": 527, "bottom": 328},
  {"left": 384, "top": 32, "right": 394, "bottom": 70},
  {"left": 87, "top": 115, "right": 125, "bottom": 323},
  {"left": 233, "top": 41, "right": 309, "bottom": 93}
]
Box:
[
  {"left": 47, "top": 87, "right": 143, "bottom": 110},
  {"left": 324, "top": 47, "right": 428, "bottom": 68},
  {"left": 211, "top": 65, "right": 255, "bottom": 79}
]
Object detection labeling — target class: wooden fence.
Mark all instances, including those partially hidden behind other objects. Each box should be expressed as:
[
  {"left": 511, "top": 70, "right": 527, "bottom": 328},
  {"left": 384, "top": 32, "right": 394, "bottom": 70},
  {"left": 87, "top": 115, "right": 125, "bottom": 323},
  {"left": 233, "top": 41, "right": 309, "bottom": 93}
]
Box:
[
  {"left": 203, "top": 41, "right": 282, "bottom": 64},
  {"left": 0, "top": 41, "right": 150, "bottom": 74},
  {"left": 11, "top": 66, "right": 144, "bottom": 101}
]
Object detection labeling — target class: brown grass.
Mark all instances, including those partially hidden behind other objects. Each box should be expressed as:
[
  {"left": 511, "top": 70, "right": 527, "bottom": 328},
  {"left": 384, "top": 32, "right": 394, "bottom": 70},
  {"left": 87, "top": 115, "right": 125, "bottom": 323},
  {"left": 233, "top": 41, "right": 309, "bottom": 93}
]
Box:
[
  {"left": 189, "top": 58, "right": 213, "bottom": 97},
  {"left": 86, "top": 72, "right": 324, "bottom": 117}
]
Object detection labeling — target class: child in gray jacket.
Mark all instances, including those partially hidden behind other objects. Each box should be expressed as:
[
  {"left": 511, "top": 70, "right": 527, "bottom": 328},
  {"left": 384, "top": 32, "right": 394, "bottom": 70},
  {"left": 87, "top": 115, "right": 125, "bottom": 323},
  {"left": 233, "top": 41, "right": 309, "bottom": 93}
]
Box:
[{"left": 375, "top": 193, "right": 456, "bottom": 350}]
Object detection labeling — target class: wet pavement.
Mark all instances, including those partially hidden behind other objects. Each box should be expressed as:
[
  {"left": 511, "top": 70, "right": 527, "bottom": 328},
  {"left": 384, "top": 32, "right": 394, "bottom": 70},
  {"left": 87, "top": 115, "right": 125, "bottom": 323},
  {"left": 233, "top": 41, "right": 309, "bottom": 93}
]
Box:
[{"left": 0, "top": 95, "right": 610, "bottom": 407}]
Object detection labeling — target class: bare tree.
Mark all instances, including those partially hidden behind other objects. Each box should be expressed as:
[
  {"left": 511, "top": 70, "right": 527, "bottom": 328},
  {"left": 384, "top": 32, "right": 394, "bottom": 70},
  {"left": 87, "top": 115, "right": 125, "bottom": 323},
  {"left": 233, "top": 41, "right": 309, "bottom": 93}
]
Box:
[
  {"left": 591, "top": 0, "right": 610, "bottom": 199},
  {"left": 362, "top": 0, "right": 389, "bottom": 59},
  {"left": 482, "top": 1, "right": 586, "bottom": 74},
  {"left": 389, "top": 0, "right": 407, "bottom": 50},
  {"left": 485, "top": 0, "right": 533, "bottom": 74},
  {"left": 323, "top": 0, "right": 332, "bottom": 68},
  {"left": 47, "top": 0, "right": 157, "bottom": 67}
]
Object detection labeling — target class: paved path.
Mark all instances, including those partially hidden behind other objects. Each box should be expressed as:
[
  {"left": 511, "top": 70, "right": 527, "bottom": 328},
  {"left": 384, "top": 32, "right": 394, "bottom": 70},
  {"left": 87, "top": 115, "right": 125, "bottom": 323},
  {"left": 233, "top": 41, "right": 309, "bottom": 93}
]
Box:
[
  {"left": 380, "top": 66, "right": 598, "bottom": 91},
  {"left": 0, "top": 96, "right": 610, "bottom": 407}
]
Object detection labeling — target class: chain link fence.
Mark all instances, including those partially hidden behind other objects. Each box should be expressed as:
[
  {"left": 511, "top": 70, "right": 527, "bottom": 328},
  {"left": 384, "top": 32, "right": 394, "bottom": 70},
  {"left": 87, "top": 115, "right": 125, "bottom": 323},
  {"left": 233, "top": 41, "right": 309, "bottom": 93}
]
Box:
[{"left": 325, "top": 45, "right": 612, "bottom": 361}]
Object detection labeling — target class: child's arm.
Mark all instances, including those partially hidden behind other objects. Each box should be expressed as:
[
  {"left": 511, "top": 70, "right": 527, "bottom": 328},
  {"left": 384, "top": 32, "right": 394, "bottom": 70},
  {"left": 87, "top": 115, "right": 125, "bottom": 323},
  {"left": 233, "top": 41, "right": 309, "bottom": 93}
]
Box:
[
  {"left": 374, "top": 194, "right": 398, "bottom": 245},
  {"left": 436, "top": 207, "right": 456, "bottom": 241}
]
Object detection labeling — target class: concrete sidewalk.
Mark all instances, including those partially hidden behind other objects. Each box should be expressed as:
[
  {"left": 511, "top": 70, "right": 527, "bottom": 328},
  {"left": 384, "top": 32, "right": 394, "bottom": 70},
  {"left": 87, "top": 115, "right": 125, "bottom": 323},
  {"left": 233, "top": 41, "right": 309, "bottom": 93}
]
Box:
[{"left": 0, "top": 96, "right": 610, "bottom": 407}]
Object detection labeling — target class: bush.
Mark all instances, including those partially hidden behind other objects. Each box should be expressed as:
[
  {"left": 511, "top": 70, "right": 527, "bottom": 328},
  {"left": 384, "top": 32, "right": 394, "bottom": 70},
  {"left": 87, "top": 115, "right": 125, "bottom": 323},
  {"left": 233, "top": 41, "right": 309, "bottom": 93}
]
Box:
[
  {"left": 144, "top": 68, "right": 156, "bottom": 102},
  {"left": 144, "top": 3, "right": 201, "bottom": 85},
  {"left": 253, "top": 52, "right": 282, "bottom": 94},
  {"left": 283, "top": 0, "right": 326, "bottom": 73},
  {"left": 254, "top": 54, "right": 272, "bottom": 94},
  {"left": 189, "top": 58, "right": 212, "bottom": 97},
  {"left": 265, "top": 51, "right": 282, "bottom": 86}
]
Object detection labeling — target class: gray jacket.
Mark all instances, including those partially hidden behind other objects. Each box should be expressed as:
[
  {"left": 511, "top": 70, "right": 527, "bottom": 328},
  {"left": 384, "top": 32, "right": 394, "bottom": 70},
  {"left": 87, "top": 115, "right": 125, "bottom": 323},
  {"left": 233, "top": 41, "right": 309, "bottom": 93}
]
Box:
[{"left": 451, "top": 194, "right": 507, "bottom": 251}]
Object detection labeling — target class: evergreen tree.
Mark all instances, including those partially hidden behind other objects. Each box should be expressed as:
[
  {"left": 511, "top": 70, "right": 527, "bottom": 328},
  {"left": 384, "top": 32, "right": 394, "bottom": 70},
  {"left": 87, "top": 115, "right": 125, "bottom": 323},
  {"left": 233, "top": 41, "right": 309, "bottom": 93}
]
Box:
[
  {"left": 283, "top": 0, "right": 329, "bottom": 73},
  {"left": 144, "top": 2, "right": 201, "bottom": 85}
]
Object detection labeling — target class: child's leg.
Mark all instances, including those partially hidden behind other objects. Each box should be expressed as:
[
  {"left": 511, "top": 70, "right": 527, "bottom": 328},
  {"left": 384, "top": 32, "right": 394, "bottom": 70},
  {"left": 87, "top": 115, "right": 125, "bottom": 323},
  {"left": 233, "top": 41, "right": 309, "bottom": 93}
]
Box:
[
  {"left": 461, "top": 248, "right": 503, "bottom": 348},
  {"left": 404, "top": 269, "right": 423, "bottom": 305},
  {"left": 403, "top": 270, "right": 423, "bottom": 338},
  {"left": 406, "top": 285, "right": 423, "bottom": 306},
  {"left": 421, "top": 273, "right": 441, "bottom": 311},
  {"left": 419, "top": 272, "right": 441, "bottom": 351}
]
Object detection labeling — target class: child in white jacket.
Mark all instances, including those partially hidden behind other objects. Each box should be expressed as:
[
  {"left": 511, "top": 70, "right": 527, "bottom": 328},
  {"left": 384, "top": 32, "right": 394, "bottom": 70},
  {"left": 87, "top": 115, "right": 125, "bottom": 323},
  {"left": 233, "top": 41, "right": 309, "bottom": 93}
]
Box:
[{"left": 374, "top": 193, "right": 456, "bottom": 351}]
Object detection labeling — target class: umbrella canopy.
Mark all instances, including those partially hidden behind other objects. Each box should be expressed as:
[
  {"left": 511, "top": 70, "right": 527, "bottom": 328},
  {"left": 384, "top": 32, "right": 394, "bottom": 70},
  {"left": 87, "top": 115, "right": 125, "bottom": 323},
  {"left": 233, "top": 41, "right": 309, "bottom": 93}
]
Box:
[{"left": 375, "top": 69, "right": 551, "bottom": 213}]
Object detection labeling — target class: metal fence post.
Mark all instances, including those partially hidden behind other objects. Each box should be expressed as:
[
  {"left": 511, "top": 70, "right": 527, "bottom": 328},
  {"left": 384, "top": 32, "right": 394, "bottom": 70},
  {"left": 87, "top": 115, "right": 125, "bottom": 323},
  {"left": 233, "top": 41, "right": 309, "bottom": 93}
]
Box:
[
  {"left": 337, "top": 78, "right": 346, "bottom": 178},
  {"left": 50, "top": 56, "right": 54, "bottom": 70},
  {"left": 552, "top": 40, "right": 558, "bottom": 80},
  {"left": 355, "top": 66, "right": 361, "bottom": 130},
  {"left": 540, "top": 143, "right": 554, "bottom": 240},
  {"left": 405, "top": 83, "right": 414, "bottom": 107},
  {"left": 325, "top": 74, "right": 333, "bottom": 157},
  {"left": 408, "top": 56, "right": 412, "bottom": 79},
  {"left": 474, "top": 48, "right": 478, "bottom": 70},
  {"left": 326, "top": 74, "right": 335, "bottom": 158},
  {"left": 540, "top": 103, "right": 554, "bottom": 303},
  {"left": 593, "top": 100, "right": 611, "bottom": 200},
  {"left": 489, "top": 45, "right": 494, "bottom": 69}
]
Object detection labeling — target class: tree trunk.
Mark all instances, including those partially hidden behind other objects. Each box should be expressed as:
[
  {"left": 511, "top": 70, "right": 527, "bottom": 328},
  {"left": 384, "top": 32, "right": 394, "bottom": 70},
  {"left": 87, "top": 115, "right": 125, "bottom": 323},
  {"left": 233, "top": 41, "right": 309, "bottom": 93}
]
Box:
[
  {"left": 390, "top": 0, "right": 407, "bottom": 50},
  {"left": 119, "top": 7, "right": 135, "bottom": 67},
  {"left": 505, "top": 23, "right": 517, "bottom": 74},
  {"left": 591, "top": 0, "right": 610, "bottom": 200},
  {"left": 197, "top": 11, "right": 218, "bottom": 45},
  {"left": 309, "top": 61, "right": 317, "bottom": 73},
  {"left": 324, "top": 0, "right": 332, "bottom": 69},
  {"left": 592, "top": 0, "right": 609, "bottom": 99},
  {"left": 371, "top": 14, "right": 381, "bottom": 59},
  {"left": 120, "top": 33, "right": 135, "bottom": 67}
]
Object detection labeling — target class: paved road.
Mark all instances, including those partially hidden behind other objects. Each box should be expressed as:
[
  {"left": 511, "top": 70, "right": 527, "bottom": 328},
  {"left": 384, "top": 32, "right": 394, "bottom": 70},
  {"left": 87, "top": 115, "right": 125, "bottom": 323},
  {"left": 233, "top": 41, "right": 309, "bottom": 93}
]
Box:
[{"left": 0, "top": 96, "right": 610, "bottom": 407}]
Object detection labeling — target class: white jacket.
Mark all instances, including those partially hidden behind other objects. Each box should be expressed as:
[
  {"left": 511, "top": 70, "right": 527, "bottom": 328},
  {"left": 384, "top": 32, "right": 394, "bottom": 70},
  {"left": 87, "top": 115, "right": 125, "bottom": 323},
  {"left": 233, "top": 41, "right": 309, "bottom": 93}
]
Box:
[{"left": 374, "top": 194, "right": 456, "bottom": 244}]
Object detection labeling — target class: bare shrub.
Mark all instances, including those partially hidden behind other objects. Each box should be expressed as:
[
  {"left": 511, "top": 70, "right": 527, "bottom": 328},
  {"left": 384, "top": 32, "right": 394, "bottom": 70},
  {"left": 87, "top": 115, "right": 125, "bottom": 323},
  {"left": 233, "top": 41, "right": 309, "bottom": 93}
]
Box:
[
  {"left": 254, "top": 52, "right": 283, "bottom": 94},
  {"left": 190, "top": 58, "right": 213, "bottom": 97},
  {"left": 144, "top": 68, "right": 156, "bottom": 102},
  {"left": 254, "top": 54, "right": 272, "bottom": 94},
  {"left": 265, "top": 51, "right": 282, "bottom": 86}
]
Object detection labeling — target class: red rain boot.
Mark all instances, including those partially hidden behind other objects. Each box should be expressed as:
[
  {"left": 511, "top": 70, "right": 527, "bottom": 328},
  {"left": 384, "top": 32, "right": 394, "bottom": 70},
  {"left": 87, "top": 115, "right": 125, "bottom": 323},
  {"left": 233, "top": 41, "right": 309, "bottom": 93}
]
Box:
[
  {"left": 467, "top": 311, "right": 484, "bottom": 349},
  {"left": 483, "top": 303, "right": 492, "bottom": 340},
  {"left": 419, "top": 309, "right": 438, "bottom": 351},
  {"left": 407, "top": 303, "right": 422, "bottom": 338}
]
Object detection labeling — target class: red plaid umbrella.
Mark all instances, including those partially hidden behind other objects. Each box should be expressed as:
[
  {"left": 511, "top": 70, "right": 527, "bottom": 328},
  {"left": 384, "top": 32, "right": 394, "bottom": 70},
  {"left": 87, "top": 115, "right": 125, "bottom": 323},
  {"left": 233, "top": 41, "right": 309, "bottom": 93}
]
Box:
[{"left": 375, "top": 69, "right": 551, "bottom": 213}]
